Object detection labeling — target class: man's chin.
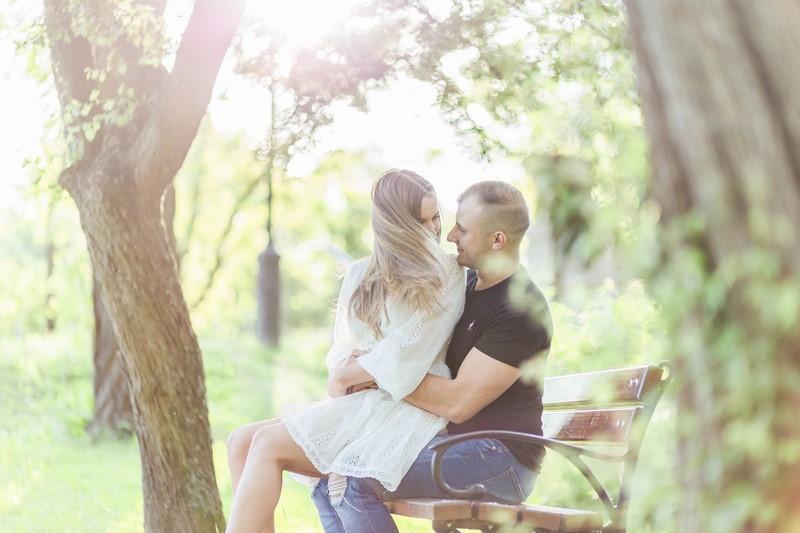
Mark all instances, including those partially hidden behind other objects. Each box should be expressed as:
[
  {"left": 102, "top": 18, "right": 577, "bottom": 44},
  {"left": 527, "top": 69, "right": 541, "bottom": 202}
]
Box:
[{"left": 455, "top": 253, "right": 471, "bottom": 268}]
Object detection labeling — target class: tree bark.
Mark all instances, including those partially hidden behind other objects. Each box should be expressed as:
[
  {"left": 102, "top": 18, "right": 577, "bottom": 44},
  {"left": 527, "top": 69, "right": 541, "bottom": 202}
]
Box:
[
  {"left": 88, "top": 276, "right": 134, "bottom": 437},
  {"left": 88, "top": 184, "right": 175, "bottom": 438},
  {"left": 44, "top": 1, "right": 245, "bottom": 531},
  {"left": 45, "top": 203, "right": 56, "bottom": 332},
  {"left": 624, "top": 1, "right": 800, "bottom": 530}
]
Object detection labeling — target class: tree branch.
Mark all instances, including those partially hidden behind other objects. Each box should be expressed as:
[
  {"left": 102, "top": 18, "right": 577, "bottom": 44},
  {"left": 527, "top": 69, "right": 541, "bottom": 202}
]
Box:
[
  {"left": 43, "top": 0, "right": 95, "bottom": 107},
  {"left": 190, "top": 171, "right": 263, "bottom": 311},
  {"left": 43, "top": 0, "right": 102, "bottom": 162},
  {"left": 133, "top": 0, "right": 246, "bottom": 196}
]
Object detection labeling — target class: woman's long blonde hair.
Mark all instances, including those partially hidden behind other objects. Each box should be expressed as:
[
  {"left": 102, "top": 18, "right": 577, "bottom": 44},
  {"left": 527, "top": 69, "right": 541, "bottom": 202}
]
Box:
[{"left": 349, "top": 169, "right": 448, "bottom": 338}]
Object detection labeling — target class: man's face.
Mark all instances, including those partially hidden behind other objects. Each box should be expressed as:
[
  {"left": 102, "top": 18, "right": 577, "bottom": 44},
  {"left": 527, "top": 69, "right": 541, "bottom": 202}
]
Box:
[{"left": 447, "top": 195, "right": 493, "bottom": 268}]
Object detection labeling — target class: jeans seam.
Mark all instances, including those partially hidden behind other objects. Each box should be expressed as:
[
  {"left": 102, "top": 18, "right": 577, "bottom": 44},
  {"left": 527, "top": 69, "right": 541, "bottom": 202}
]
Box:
[
  {"left": 462, "top": 438, "right": 503, "bottom": 461},
  {"left": 468, "top": 467, "right": 526, "bottom": 503}
]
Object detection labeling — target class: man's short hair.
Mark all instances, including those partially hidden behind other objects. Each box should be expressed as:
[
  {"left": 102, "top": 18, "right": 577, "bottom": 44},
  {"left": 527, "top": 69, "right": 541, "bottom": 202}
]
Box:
[{"left": 459, "top": 181, "right": 530, "bottom": 244}]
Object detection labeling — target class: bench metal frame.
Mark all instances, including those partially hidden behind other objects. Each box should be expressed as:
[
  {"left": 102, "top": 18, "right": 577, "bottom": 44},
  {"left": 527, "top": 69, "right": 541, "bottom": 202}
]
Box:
[{"left": 390, "top": 361, "right": 673, "bottom": 533}]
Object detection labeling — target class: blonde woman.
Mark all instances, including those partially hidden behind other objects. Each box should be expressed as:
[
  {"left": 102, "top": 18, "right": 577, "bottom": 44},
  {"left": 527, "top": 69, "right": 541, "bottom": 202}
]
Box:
[{"left": 225, "top": 169, "right": 465, "bottom": 533}]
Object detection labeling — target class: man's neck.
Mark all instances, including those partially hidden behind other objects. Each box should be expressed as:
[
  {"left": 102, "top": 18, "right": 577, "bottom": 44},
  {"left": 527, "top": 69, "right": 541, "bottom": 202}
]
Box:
[{"left": 474, "top": 256, "right": 520, "bottom": 291}]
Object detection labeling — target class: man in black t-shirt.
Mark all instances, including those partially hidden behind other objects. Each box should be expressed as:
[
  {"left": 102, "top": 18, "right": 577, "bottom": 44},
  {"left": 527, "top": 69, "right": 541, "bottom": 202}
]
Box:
[
  {"left": 441, "top": 266, "right": 551, "bottom": 472},
  {"left": 312, "top": 181, "right": 552, "bottom": 533}
]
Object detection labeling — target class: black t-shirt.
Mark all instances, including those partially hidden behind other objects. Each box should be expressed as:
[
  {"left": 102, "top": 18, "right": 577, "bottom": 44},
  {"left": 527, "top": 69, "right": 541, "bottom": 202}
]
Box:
[{"left": 445, "top": 268, "right": 552, "bottom": 472}]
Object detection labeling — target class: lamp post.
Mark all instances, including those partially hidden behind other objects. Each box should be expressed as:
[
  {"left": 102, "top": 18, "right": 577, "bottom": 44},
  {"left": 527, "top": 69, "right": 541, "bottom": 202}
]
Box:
[{"left": 256, "top": 160, "right": 280, "bottom": 347}]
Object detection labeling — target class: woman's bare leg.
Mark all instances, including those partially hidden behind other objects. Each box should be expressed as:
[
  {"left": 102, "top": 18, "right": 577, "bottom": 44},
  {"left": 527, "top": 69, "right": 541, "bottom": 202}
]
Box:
[
  {"left": 226, "top": 417, "right": 282, "bottom": 494},
  {"left": 225, "top": 421, "right": 321, "bottom": 533}
]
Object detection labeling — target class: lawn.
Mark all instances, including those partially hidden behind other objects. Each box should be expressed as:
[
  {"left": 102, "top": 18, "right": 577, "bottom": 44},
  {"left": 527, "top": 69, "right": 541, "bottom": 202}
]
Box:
[
  {"left": 0, "top": 331, "right": 433, "bottom": 532},
  {"left": 0, "top": 330, "right": 676, "bottom": 532}
]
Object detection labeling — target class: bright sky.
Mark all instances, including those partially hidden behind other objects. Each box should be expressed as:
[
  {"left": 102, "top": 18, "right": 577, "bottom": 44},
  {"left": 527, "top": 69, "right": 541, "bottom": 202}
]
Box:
[
  {"left": 1, "top": 0, "right": 525, "bottom": 212},
  {"left": 0, "top": 37, "right": 51, "bottom": 210}
]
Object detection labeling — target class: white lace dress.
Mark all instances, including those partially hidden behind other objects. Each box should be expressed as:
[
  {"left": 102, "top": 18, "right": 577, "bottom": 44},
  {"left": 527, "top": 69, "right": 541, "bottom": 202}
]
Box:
[{"left": 282, "top": 254, "right": 465, "bottom": 491}]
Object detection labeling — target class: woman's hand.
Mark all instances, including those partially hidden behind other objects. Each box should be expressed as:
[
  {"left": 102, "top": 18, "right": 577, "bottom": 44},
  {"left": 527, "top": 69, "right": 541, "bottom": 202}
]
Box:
[
  {"left": 328, "top": 350, "right": 377, "bottom": 397},
  {"left": 327, "top": 367, "right": 349, "bottom": 398}
]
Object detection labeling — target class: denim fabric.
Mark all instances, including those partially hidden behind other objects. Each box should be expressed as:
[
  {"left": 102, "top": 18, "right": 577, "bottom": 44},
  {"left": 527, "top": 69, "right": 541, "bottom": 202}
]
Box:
[{"left": 310, "top": 435, "right": 538, "bottom": 532}]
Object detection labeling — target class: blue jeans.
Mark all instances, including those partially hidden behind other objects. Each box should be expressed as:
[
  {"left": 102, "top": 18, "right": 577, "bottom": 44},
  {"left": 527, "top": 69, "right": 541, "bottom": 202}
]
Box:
[{"left": 310, "top": 435, "right": 538, "bottom": 533}]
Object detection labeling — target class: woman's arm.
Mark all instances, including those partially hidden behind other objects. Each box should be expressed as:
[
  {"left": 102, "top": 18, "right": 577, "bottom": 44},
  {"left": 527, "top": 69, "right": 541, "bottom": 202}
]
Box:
[
  {"left": 327, "top": 355, "right": 374, "bottom": 397},
  {"left": 355, "top": 257, "right": 466, "bottom": 401}
]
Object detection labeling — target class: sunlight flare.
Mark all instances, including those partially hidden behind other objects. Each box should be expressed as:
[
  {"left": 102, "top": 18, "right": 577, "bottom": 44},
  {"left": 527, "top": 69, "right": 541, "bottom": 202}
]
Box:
[{"left": 245, "top": 0, "right": 364, "bottom": 47}]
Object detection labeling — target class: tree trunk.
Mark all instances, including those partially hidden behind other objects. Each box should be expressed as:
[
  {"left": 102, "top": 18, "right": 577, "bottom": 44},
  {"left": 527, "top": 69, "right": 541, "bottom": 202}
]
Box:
[
  {"left": 88, "top": 277, "right": 134, "bottom": 437},
  {"left": 624, "top": 1, "right": 800, "bottom": 530},
  {"left": 88, "top": 184, "right": 176, "bottom": 437},
  {"left": 45, "top": 231, "right": 56, "bottom": 332},
  {"left": 70, "top": 176, "right": 223, "bottom": 530},
  {"left": 44, "top": 1, "right": 245, "bottom": 530}
]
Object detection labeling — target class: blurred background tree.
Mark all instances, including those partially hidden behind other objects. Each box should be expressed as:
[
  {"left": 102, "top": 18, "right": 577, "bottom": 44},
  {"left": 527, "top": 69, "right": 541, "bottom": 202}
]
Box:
[{"left": 626, "top": 1, "right": 800, "bottom": 530}]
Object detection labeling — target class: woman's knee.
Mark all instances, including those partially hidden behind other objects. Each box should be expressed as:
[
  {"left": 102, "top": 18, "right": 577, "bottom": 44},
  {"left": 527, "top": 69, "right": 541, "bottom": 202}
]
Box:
[
  {"left": 248, "top": 425, "right": 284, "bottom": 460},
  {"left": 227, "top": 425, "right": 254, "bottom": 461}
]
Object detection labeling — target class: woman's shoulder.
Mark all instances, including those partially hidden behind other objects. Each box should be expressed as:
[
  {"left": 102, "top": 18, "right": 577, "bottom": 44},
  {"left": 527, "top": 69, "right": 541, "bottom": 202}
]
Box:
[
  {"left": 443, "top": 253, "right": 460, "bottom": 267},
  {"left": 442, "top": 253, "right": 465, "bottom": 284},
  {"left": 342, "top": 256, "right": 371, "bottom": 283},
  {"left": 443, "top": 252, "right": 462, "bottom": 271}
]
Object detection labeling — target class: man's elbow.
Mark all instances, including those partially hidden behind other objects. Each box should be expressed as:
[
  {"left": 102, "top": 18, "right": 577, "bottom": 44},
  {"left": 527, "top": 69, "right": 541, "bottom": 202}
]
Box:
[{"left": 445, "top": 405, "right": 478, "bottom": 425}]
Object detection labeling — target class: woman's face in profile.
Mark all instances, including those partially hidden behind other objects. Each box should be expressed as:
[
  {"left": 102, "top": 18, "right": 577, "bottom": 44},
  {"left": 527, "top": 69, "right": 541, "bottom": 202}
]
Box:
[{"left": 419, "top": 195, "right": 441, "bottom": 241}]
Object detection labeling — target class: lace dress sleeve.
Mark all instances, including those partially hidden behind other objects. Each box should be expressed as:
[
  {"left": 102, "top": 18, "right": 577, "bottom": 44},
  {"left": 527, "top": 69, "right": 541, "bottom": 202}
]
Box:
[
  {"left": 356, "top": 256, "right": 465, "bottom": 402},
  {"left": 324, "top": 260, "right": 367, "bottom": 370}
]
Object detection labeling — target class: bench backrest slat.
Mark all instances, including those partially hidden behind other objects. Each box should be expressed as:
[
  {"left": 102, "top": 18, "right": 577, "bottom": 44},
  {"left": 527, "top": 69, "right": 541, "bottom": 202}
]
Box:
[
  {"left": 542, "top": 407, "right": 638, "bottom": 442},
  {"left": 540, "top": 364, "right": 667, "bottom": 446},
  {"left": 542, "top": 365, "right": 664, "bottom": 409}
]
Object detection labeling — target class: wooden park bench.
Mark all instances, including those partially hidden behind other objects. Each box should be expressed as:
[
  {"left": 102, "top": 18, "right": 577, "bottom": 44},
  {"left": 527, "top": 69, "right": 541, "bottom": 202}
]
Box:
[{"left": 386, "top": 361, "right": 673, "bottom": 532}]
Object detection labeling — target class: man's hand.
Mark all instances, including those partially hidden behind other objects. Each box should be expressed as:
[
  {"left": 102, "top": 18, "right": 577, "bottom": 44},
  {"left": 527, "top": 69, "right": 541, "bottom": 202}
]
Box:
[{"left": 347, "top": 380, "right": 378, "bottom": 394}]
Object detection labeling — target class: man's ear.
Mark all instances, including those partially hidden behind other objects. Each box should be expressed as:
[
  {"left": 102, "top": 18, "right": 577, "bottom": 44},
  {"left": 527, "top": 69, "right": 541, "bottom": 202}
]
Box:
[{"left": 491, "top": 231, "right": 508, "bottom": 250}]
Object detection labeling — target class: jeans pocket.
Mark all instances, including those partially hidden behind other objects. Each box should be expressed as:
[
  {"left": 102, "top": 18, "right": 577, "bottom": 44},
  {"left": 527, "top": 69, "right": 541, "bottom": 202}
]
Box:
[
  {"left": 463, "top": 438, "right": 503, "bottom": 461},
  {"left": 467, "top": 467, "right": 526, "bottom": 503}
]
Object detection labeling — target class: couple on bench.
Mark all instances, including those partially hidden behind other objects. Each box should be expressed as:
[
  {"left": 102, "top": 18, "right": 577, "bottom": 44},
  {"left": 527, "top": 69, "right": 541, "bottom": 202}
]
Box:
[{"left": 225, "top": 171, "right": 553, "bottom": 532}]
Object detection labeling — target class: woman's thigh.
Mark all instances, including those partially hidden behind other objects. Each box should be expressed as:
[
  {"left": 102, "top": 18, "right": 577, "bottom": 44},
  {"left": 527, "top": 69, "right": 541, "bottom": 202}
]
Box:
[{"left": 250, "top": 421, "right": 323, "bottom": 478}]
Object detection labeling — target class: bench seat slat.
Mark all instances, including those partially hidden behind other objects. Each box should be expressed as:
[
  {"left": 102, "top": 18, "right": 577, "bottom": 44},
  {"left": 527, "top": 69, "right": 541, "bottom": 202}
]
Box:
[
  {"left": 471, "top": 501, "right": 521, "bottom": 524},
  {"left": 388, "top": 499, "right": 603, "bottom": 531},
  {"left": 542, "top": 365, "right": 663, "bottom": 408},
  {"left": 385, "top": 498, "right": 471, "bottom": 521},
  {"left": 543, "top": 407, "right": 638, "bottom": 442},
  {"left": 518, "top": 503, "right": 603, "bottom": 531}
]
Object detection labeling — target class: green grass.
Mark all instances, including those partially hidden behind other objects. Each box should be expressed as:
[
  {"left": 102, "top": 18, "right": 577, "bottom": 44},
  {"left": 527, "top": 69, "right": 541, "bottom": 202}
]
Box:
[
  {"left": 0, "top": 330, "right": 676, "bottom": 532},
  {"left": 0, "top": 331, "right": 435, "bottom": 532}
]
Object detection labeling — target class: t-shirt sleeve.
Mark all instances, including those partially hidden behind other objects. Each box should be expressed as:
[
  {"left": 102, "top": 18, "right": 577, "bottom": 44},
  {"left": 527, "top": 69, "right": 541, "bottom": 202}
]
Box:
[
  {"left": 325, "top": 260, "right": 366, "bottom": 370},
  {"left": 475, "top": 295, "right": 551, "bottom": 369},
  {"left": 356, "top": 257, "right": 465, "bottom": 402}
]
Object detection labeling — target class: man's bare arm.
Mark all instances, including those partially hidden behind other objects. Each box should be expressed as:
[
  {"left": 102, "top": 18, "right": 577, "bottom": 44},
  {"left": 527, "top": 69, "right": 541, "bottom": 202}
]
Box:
[{"left": 405, "top": 347, "right": 521, "bottom": 423}]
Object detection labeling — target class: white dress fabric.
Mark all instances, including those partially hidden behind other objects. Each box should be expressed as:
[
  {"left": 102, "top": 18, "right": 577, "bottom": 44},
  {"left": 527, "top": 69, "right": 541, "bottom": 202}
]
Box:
[{"left": 282, "top": 254, "right": 465, "bottom": 491}]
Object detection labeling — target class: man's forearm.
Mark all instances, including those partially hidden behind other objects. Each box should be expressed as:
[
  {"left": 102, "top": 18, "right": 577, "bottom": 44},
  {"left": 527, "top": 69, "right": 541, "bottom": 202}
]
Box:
[
  {"left": 405, "top": 373, "right": 459, "bottom": 420},
  {"left": 406, "top": 349, "right": 522, "bottom": 424}
]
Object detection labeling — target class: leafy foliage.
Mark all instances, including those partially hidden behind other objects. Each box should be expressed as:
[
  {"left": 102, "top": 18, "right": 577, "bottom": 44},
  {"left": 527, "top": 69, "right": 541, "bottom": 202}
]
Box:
[{"left": 42, "top": 0, "right": 168, "bottom": 160}]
